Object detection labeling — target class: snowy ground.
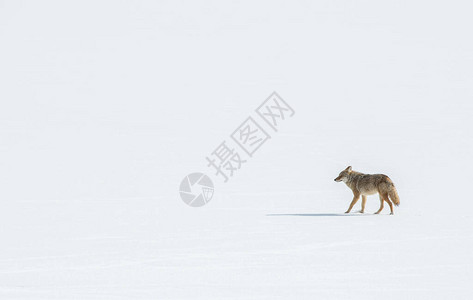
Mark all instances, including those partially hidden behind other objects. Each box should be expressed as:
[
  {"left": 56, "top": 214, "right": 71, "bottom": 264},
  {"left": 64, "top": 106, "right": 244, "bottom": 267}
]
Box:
[
  {"left": 1, "top": 1, "right": 473, "bottom": 299},
  {"left": 2, "top": 195, "right": 472, "bottom": 299}
]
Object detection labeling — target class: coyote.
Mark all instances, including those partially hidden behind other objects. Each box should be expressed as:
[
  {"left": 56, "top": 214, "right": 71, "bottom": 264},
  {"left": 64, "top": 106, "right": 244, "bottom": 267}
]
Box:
[{"left": 334, "top": 166, "right": 400, "bottom": 215}]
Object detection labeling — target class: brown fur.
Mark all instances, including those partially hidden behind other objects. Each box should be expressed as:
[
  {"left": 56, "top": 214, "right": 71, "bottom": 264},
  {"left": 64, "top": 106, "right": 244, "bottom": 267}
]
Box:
[{"left": 334, "top": 166, "right": 400, "bottom": 215}]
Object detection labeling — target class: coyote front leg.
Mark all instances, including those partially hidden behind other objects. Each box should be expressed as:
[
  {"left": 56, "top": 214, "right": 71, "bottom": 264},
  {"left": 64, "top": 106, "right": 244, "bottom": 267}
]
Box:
[
  {"left": 345, "top": 192, "right": 360, "bottom": 213},
  {"left": 359, "top": 195, "right": 367, "bottom": 213}
]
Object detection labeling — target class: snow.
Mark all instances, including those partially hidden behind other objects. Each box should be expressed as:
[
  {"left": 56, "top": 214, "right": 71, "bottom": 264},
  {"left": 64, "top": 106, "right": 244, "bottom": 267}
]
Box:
[{"left": 1, "top": 1, "right": 473, "bottom": 299}]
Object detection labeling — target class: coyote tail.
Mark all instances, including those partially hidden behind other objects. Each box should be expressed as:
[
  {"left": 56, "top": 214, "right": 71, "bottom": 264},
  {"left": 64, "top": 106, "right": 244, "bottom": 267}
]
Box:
[{"left": 388, "top": 185, "right": 400, "bottom": 206}]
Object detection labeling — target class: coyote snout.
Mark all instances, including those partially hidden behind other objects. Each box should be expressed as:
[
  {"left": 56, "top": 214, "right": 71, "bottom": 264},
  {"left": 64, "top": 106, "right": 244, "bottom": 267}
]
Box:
[{"left": 334, "top": 166, "right": 400, "bottom": 215}]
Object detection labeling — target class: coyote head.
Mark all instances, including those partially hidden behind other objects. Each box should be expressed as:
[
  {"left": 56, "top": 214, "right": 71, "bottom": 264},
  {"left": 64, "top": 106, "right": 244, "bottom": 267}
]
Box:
[{"left": 334, "top": 166, "right": 352, "bottom": 182}]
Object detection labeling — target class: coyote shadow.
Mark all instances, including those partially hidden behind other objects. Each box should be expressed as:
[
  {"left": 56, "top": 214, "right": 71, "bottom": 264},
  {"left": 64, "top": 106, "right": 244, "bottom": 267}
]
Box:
[{"left": 267, "top": 213, "right": 369, "bottom": 217}]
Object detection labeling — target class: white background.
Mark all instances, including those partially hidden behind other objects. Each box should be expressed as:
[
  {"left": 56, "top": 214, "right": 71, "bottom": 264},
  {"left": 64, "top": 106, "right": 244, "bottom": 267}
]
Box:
[{"left": 1, "top": 1, "right": 472, "bottom": 299}]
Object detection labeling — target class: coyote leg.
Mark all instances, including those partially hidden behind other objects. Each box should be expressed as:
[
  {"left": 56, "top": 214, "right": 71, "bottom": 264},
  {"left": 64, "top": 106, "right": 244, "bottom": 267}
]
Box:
[
  {"left": 374, "top": 194, "right": 384, "bottom": 214},
  {"left": 360, "top": 195, "right": 367, "bottom": 213},
  {"left": 345, "top": 193, "right": 360, "bottom": 213},
  {"left": 383, "top": 193, "right": 394, "bottom": 215}
]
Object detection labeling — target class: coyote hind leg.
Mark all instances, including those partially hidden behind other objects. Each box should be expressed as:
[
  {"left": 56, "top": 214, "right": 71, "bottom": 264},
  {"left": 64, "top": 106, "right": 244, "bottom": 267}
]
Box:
[
  {"left": 374, "top": 194, "right": 384, "bottom": 214},
  {"left": 383, "top": 193, "right": 394, "bottom": 215}
]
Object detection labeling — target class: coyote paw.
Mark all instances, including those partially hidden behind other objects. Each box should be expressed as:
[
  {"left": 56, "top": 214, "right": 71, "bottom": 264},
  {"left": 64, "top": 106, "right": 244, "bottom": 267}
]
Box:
[
  {"left": 390, "top": 212, "right": 394, "bottom": 215},
  {"left": 358, "top": 210, "right": 364, "bottom": 214},
  {"left": 344, "top": 211, "right": 350, "bottom": 214},
  {"left": 374, "top": 212, "right": 380, "bottom": 214}
]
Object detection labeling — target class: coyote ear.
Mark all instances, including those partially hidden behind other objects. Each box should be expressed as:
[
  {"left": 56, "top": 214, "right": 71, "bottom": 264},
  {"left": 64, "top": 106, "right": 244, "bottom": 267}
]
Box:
[{"left": 345, "top": 166, "right": 352, "bottom": 172}]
